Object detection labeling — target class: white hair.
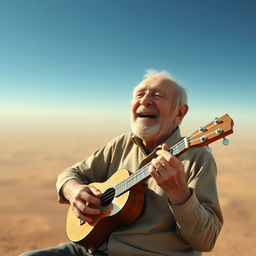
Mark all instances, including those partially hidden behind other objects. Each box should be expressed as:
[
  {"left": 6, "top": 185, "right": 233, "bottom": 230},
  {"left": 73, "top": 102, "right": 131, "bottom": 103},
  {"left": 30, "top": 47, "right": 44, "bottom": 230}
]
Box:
[{"left": 143, "top": 69, "right": 188, "bottom": 107}]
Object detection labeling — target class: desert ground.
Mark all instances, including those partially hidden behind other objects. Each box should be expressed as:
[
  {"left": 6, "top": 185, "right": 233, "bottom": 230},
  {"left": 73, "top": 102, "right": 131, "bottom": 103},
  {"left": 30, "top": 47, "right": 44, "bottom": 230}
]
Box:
[{"left": 1, "top": 121, "right": 255, "bottom": 256}]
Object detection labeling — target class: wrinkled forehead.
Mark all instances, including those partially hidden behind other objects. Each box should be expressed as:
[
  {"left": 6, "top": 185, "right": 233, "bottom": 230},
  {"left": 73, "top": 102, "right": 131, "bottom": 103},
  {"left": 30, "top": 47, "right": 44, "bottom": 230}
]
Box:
[{"left": 133, "top": 76, "right": 178, "bottom": 96}]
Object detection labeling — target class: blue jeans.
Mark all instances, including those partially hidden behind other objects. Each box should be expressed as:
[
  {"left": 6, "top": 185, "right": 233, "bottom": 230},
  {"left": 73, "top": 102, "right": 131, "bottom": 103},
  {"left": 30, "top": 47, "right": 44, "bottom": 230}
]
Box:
[{"left": 20, "top": 242, "right": 108, "bottom": 256}]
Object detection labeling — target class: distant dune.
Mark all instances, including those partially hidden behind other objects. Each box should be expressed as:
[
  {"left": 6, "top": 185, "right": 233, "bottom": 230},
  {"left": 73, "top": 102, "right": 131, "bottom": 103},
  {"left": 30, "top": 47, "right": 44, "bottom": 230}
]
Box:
[{"left": 1, "top": 126, "right": 255, "bottom": 256}]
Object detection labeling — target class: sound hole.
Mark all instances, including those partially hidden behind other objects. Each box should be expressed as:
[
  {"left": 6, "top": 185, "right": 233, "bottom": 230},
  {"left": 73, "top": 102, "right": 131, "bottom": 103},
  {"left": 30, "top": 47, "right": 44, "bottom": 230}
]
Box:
[{"left": 100, "top": 187, "right": 115, "bottom": 207}]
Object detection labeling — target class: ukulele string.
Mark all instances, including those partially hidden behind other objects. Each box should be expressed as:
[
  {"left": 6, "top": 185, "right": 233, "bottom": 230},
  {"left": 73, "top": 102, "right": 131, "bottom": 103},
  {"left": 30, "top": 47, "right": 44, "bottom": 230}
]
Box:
[
  {"left": 100, "top": 138, "right": 188, "bottom": 201},
  {"left": 117, "top": 138, "right": 187, "bottom": 189},
  {"left": 121, "top": 138, "right": 186, "bottom": 196},
  {"left": 100, "top": 189, "right": 115, "bottom": 204}
]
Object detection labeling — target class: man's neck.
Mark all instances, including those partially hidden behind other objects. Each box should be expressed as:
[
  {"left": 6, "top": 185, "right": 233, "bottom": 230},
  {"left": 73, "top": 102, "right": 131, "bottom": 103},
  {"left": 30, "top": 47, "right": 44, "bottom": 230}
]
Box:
[
  {"left": 142, "top": 141, "right": 158, "bottom": 155},
  {"left": 142, "top": 128, "right": 178, "bottom": 154}
]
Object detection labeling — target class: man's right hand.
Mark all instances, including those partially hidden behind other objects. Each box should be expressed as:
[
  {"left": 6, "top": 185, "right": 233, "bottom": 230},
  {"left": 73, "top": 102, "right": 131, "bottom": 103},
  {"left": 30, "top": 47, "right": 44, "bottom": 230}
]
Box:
[{"left": 62, "top": 179, "right": 102, "bottom": 223}]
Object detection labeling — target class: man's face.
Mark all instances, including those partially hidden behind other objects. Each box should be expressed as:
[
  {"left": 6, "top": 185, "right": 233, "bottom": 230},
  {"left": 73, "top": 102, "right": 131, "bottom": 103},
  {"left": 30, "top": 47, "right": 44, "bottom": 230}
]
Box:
[{"left": 130, "top": 76, "right": 181, "bottom": 146}]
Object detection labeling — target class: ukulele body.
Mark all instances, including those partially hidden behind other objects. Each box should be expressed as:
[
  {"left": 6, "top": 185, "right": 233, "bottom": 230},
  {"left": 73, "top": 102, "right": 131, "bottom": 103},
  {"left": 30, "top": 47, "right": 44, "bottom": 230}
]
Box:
[{"left": 66, "top": 168, "right": 147, "bottom": 252}]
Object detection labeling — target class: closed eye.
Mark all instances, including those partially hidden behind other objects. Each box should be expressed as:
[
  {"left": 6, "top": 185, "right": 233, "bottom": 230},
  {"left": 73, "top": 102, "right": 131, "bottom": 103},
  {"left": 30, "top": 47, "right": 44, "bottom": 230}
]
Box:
[
  {"left": 153, "top": 93, "right": 164, "bottom": 99},
  {"left": 136, "top": 93, "right": 145, "bottom": 99}
]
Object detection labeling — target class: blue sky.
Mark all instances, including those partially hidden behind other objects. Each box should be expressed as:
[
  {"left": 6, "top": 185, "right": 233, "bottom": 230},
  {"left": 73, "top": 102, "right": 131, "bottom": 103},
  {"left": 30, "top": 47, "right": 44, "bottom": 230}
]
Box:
[{"left": 1, "top": 0, "right": 255, "bottom": 131}]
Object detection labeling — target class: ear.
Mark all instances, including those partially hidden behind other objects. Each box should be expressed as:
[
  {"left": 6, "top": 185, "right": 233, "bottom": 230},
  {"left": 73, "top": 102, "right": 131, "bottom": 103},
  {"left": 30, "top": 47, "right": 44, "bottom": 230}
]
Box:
[{"left": 175, "top": 104, "right": 188, "bottom": 124}]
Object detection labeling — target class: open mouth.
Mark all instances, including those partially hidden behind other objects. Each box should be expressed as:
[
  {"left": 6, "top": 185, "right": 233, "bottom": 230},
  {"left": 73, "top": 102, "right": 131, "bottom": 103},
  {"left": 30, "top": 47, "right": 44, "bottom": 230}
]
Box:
[{"left": 136, "top": 113, "right": 158, "bottom": 119}]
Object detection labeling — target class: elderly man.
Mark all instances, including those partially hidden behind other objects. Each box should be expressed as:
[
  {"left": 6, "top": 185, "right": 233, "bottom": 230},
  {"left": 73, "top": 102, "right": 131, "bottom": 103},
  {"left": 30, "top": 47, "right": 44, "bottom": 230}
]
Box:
[{"left": 21, "top": 71, "right": 223, "bottom": 256}]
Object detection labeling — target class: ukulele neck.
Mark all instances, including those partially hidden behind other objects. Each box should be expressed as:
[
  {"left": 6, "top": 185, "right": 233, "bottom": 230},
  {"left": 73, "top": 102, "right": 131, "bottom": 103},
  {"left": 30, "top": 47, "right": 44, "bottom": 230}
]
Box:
[{"left": 115, "top": 137, "right": 189, "bottom": 197}]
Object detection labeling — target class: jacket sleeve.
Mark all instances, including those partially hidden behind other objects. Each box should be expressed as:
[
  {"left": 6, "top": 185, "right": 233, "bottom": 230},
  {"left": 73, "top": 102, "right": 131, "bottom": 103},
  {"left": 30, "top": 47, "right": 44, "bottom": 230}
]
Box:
[
  {"left": 56, "top": 136, "right": 118, "bottom": 203},
  {"left": 169, "top": 148, "right": 223, "bottom": 252}
]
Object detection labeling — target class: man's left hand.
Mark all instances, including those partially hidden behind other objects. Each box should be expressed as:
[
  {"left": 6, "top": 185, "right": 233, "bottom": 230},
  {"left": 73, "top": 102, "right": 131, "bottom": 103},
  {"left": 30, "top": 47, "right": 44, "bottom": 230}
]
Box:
[{"left": 149, "top": 143, "right": 191, "bottom": 205}]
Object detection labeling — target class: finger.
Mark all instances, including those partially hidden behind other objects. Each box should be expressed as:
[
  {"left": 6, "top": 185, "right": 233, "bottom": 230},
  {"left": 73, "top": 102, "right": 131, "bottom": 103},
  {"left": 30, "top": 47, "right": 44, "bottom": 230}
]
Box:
[
  {"left": 151, "top": 158, "right": 163, "bottom": 170},
  {"left": 156, "top": 149, "right": 172, "bottom": 161},
  {"left": 80, "top": 191, "right": 101, "bottom": 205},
  {"left": 73, "top": 206, "right": 94, "bottom": 223},
  {"left": 149, "top": 164, "right": 160, "bottom": 179},
  {"left": 89, "top": 186, "right": 102, "bottom": 197},
  {"left": 161, "top": 143, "right": 169, "bottom": 151},
  {"left": 75, "top": 200, "right": 101, "bottom": 216},
  {"left": 157, "top": 149, "right": 181, "bottom": 168},
  {"left": 156, "top": 155, "right": 169, "bottom": 168}
]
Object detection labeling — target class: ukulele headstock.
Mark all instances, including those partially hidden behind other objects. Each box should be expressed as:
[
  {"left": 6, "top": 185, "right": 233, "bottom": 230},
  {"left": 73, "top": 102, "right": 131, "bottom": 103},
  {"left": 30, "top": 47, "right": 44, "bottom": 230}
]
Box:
[{"left": 187, "top": 114, "right": 234, "bottom": 149}]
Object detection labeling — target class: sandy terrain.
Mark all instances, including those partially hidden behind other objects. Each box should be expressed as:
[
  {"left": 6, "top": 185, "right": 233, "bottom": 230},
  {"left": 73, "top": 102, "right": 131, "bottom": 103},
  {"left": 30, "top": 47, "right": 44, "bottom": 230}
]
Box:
[{"left": 1, "top": 124, "right": 255, "bottom": 256}]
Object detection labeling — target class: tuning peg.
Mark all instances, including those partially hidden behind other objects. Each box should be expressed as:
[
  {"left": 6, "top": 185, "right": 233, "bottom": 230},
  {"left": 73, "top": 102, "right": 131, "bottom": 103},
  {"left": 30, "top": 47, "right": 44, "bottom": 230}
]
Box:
[
  {"left": 214, "top": 117, "right": 223, "bottom": 124},
  {"left": 199, "top": 126, "right": 207, "bottom": 132},
  {"left": 222, "top": 137, "right": 229, "bottom": 146},
  {"left": 216, "top": 128, "right": 224, "bottom": 134},
  {"left": 200, "top": 136, "right": 208, "bottom": 142},
  {"left": 205, "top": 146, "right": 212, "bottom": 153}
]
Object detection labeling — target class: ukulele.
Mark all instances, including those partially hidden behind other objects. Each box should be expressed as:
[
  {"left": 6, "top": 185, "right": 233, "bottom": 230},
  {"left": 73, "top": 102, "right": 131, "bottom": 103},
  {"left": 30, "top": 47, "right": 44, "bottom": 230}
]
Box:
[{"left": 66, "top": 114, "right": 234, "bottom": 252}]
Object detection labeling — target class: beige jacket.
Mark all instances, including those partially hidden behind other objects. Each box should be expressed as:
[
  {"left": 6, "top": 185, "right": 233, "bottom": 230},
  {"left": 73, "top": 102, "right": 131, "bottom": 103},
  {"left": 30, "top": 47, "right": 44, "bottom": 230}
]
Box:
[{"left": 56, "top": 128, "right": 223, "bottom": 256}]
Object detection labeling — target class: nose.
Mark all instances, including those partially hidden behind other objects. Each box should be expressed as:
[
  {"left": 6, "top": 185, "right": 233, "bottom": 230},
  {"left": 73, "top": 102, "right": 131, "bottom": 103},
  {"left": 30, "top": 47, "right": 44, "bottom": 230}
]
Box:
[{"left": 140, "top": 92, "right": 153, "bottom": 106}]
